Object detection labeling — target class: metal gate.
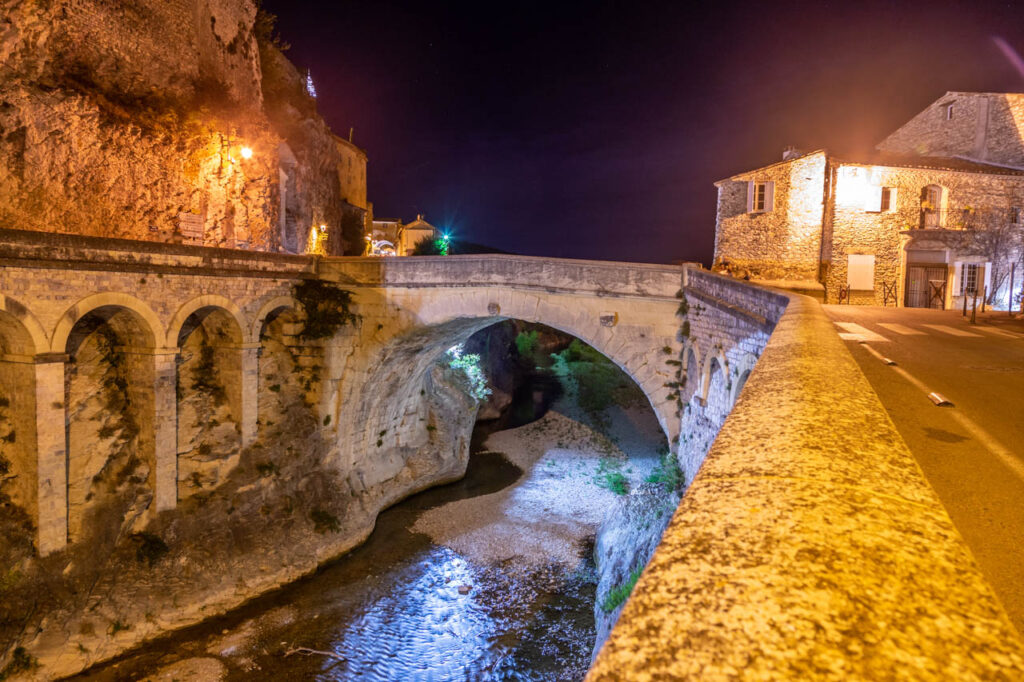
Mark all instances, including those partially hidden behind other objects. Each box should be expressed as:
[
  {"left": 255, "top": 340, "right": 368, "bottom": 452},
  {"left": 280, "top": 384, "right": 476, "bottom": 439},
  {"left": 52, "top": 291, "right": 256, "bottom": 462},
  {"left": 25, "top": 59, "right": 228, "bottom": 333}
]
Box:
[{"left": 905, "top": 266, "right": 947, "bottom": 308}]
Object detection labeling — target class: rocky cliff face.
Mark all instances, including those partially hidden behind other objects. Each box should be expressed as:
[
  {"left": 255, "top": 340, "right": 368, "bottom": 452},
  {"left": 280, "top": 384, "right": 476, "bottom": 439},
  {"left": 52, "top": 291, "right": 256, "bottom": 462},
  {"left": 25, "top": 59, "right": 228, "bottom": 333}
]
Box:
[{"left": 0, "top": 0, "right": 365, "bottom": 253}]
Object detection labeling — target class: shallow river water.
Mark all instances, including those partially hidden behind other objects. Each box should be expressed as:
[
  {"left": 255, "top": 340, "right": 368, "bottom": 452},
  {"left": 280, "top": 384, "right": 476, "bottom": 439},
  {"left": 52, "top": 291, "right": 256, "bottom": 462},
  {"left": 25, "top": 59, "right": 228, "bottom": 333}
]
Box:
[{"left": 73, "top": 381, "right": 663, "bottom": 681}]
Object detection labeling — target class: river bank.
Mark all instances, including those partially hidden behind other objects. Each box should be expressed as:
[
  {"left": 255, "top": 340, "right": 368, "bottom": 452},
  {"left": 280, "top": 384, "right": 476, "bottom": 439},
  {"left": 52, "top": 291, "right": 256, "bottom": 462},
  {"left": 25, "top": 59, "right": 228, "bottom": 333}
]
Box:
[{"left": 71, "top": 390, "right": 666, "bottom": 681}]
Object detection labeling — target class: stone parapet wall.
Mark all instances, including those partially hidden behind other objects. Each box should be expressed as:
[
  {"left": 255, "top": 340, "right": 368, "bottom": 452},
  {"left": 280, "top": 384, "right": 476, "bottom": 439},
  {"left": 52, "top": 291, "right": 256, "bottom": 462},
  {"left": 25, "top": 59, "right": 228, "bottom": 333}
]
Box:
[
  {"left": 320, "top": 254, "right": 682, "bottom": 299},
  {"left": 589, "top": 285, "right": 1024, "bottom": 679}
]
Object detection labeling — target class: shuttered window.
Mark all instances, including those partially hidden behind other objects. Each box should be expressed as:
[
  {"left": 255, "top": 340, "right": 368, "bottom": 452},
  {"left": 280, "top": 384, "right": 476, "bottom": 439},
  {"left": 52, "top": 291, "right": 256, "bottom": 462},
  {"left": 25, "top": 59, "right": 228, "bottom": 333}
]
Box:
[{"left": 746, "top": 181, "right": 775, "bottom": 213}]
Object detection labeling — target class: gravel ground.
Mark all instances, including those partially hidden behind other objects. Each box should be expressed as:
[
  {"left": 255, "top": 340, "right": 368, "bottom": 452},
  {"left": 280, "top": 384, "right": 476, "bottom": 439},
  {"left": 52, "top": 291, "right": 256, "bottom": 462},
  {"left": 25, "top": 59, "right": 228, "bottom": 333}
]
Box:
[{"left": 412, "top": 397, "right": 666, "bottom": 568}]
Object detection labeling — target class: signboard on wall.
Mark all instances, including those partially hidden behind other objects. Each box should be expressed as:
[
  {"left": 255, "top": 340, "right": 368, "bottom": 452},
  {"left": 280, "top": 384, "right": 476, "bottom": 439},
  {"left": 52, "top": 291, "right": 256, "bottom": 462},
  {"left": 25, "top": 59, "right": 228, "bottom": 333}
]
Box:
[
  {"left": 847, "top": 254, "right": 876, "bottom": 290},
  {"left": 178, "top": 212, "right": 204, "bottom": 243}
]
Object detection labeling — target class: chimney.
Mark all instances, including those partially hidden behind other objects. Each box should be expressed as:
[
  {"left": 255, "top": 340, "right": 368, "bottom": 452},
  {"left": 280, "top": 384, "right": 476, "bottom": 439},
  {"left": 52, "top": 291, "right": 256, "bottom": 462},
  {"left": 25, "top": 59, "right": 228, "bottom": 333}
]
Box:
[
  {"left": 782, "top": 146, "right": 803, "bottom": 161},
  {"left": 417, "top": 213, "right": 425, "bottom": 221}
]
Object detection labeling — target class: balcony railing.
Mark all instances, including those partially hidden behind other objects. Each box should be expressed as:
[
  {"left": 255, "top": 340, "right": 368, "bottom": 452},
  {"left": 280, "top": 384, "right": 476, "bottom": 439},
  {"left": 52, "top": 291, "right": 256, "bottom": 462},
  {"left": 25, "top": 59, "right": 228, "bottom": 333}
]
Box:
[{"left": 912, "top": 206, "right": 1022, "bottom": 230}]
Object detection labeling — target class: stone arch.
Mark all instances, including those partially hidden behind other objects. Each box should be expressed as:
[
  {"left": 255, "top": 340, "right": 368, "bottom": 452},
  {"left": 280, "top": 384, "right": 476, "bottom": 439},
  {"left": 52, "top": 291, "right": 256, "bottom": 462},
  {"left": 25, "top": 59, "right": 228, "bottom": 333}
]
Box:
[
  {"left": 62, "top": 300, "right": 163, "bottom": 543},
  {"left": 0, "top": 307, "right": 42, "bottom": 553},
  {"left": 700, "top": 348, "right": 728, "bottom": 404},
  {"left": 0, "top": 295, "right": 47, "bottom": 356},
  {"left": 172, "top": 302, "right": 247, "bottom": 499},
  {"left": 681, "top": 339, "right": 702, "bottom": 403},
  {"left": 168, "top": 295, "right": 249, "bottom": 347},
  {"left": 730, "top": 352, "right": 759, "bottom": 406},
  {"left": 254, "top": 295, "right": 312, "bottom": 444},
  {"left": 251, "top": 295, "right": 298, "bottom": 342},
  {"left": 409, "top": 291, "right": 677, "bottom": 440},
  {"left": 52, "top": 293, "right": 164, "bottom": 353}
]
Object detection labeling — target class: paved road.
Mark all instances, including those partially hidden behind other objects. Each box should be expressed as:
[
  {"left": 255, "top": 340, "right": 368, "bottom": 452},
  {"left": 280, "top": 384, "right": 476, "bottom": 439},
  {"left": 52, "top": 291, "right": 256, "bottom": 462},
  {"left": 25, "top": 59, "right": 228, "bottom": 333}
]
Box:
[{"left": 824, "top": 305, "right": 1024, "bottom": 634}]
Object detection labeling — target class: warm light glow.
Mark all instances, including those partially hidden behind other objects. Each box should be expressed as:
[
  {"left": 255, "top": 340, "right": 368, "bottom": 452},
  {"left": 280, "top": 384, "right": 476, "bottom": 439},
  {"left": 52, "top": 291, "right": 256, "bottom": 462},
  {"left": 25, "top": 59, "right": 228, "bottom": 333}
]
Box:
[
  {"left": 240, "top": 146, "right": 253, "bottom": 160},
  {"left": 319, "top": 224, "right": 327, "bottom": 233}
]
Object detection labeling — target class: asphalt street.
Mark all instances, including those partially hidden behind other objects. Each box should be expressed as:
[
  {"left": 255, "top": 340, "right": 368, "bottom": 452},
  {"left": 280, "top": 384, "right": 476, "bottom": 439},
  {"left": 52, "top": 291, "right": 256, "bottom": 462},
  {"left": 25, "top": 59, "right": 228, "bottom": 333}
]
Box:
[{"left": 824, "top": 304, "right": 1024, "bottom": 634}]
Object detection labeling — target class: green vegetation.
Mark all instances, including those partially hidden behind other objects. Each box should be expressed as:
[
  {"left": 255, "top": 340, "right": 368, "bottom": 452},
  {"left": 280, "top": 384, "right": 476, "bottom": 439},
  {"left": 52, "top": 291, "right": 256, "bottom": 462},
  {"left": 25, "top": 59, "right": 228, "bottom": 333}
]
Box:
[
  {"left": 446, "top": 344, "right": 492, "bottom": 401},
  {"left": 310, "top": 508, "right": 341, "bottom": 534},
  {"left": 552, "top": 339, "right": 635, "bottom": 420},
  {"left": 0, "top": 647, "right": 35, "bottom": 679},
  {"left": 601, "top": 565, "right": 644, "bottom": 613},
  {"left": 131, "top": 532, "right": 169, "bottom": 567},
  {"left": 646, "top": 448, "right": 685, "bottom": 492},
  {"left": 292, "top": 281, "right": 359, "bottom": 341},
  {"left": 595, "top": 458, "right": 629, "bottom": 495}
]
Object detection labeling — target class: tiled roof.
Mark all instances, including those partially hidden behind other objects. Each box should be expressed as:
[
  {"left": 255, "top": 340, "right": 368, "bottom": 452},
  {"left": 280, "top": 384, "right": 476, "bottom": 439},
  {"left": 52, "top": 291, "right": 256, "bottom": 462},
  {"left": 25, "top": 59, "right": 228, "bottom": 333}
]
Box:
[{"left": 836, "top": 153, "right": 1024, "bottom": 176}]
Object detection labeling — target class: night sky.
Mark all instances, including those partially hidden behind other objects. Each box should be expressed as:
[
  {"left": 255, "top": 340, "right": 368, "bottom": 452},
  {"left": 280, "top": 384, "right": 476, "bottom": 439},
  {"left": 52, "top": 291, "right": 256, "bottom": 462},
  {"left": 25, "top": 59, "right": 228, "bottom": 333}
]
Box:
[{"left": 263, "top": 0, "right": 1024, "bottom": 264}]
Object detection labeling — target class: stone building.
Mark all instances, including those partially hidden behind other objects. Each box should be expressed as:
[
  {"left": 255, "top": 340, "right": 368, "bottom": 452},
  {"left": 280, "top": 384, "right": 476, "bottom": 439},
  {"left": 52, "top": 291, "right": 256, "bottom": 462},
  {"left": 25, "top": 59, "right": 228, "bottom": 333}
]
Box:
[
  {"left": 369, "top": 214, "right": 438, "bottom": 256},
  {"left": 0, "top": 0, "right": 368, "bottom": 255},
  {"left": 714, "top": 92, "right": 1024, "bottom": 308}
]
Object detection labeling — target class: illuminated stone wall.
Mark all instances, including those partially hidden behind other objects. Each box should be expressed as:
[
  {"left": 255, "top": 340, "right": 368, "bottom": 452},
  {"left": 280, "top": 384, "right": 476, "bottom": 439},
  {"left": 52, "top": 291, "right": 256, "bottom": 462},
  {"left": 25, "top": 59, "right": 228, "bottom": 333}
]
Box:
[
  {"left": 713, "top": 151, "right": 827, "bottom": 281},
  {"left": 0, "top": 0, "right": 367, "bottom": 254},
  {"left": 878, "top": 92, "right": 1024, "bottom": 167},
  {"left": 828, "top": 163, "right": 1024, "bottom": 305}
]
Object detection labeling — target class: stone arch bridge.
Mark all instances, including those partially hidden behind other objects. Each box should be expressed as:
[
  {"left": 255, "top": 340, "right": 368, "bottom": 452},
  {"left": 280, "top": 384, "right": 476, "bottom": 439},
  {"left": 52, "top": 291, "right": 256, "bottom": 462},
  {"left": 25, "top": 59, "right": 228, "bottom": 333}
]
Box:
[{"left": 0, "top": 229, "right": 771, "bottom": 556}]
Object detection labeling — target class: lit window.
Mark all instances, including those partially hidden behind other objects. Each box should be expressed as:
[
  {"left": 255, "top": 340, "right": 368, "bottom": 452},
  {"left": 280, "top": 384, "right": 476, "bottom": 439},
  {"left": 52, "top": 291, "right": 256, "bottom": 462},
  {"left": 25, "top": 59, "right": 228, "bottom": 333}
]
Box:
[{"left": 961, "top": 264, "right": 981, "bottom": 295}]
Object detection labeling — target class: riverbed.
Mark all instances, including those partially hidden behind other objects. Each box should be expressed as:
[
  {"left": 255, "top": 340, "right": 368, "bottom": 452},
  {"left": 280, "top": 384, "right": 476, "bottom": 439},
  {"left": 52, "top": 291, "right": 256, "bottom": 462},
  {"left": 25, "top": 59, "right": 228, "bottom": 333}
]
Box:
[{"left": 70, "top": 393, "right": 665, "bottom": 681}]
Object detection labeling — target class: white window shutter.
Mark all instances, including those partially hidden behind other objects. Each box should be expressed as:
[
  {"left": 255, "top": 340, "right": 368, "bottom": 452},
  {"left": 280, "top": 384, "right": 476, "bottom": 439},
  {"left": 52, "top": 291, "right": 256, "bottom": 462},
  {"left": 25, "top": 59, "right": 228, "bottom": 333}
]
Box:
[
  {"left": 887, "top": 187, "right": 898, "bottom": 211},
  {"left": 952, "top": 262, "right": 963, "bottom": 294},
  {"left": 745, "top": 181, "right": 754, "bottom": 213},
  {"left": 764, "top": 182, "right": 775, "bottom": 212},
  {"left": 864, "top": 186, "right": 883, "bottom": 212},
  {"left": 983, "top": 262, "right": 992, "bottom": 296}
]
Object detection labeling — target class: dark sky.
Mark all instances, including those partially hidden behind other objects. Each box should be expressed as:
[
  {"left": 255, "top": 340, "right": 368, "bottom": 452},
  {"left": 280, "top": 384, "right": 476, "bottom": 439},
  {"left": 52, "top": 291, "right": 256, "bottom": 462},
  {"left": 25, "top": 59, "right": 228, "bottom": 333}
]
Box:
[{"left": 263, "top": 0, "right": 1024, "bottom": 264}]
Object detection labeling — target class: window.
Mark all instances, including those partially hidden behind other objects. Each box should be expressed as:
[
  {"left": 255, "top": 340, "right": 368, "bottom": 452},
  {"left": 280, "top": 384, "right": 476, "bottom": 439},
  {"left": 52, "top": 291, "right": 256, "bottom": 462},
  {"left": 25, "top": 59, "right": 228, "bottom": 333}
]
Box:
[
  {"left": 920, "top": 185, "right": 944, "bottom": 228},
  {"left": 945, "top": 103, "right": 954, "bottom": 120},
  {"left": 1011, "top": 207, "right": 1021, "bottom": 225},
  {"left": 865, "top": 186, "right": 897, "bottom": 212},
  {"left": 880, "top": 187, "right": 893, "bottom": 211},
  {"left": 961, "top": 264, "right": 981, "bottom": 295},
  {"left": 747, "top": 181, "right": 774, "bottom": 213}
]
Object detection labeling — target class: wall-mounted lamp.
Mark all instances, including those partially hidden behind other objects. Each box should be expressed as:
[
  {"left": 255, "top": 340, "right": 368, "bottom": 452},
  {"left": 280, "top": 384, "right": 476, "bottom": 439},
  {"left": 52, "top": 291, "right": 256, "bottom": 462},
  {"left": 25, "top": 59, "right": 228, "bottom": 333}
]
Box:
[{"left": 240, "top": 146, "right": 253, "bottom": 160}]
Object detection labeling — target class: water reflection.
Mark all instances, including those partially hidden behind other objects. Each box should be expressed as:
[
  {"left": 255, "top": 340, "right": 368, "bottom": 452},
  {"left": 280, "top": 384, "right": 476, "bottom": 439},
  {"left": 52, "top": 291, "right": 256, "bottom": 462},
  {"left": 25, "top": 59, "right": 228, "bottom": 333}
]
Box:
[{"left": 324, "top": 549, "right": 494, "bottom": 681}]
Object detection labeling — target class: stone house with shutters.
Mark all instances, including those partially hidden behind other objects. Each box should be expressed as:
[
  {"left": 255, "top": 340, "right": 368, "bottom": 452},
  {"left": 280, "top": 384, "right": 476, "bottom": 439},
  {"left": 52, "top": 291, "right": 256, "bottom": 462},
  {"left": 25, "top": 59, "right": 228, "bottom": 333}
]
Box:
[{"left": 713, "top": 92, "right": 1024, "bottom": 309}]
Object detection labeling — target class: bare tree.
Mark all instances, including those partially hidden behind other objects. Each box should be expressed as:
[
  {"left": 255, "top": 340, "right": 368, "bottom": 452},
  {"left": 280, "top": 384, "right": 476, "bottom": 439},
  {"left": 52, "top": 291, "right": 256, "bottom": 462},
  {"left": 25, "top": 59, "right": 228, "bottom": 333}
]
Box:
[{"left": 952, "top": 206, "right": 1024, "bottom": 306}]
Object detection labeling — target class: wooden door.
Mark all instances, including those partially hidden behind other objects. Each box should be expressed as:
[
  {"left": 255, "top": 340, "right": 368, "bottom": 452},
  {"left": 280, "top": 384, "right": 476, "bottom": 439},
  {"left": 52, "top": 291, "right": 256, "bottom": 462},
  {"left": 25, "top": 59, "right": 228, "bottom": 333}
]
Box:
[{"left": 905, "top": 266, "right": 947, "bottom": 308}]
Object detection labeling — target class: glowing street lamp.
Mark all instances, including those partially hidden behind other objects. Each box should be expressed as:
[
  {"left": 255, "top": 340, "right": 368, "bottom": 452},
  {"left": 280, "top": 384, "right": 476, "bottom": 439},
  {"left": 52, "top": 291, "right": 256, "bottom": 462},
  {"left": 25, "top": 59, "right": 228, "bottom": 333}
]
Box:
[{"left": 240, "top": 146, "right": 253, "bottom": 160}]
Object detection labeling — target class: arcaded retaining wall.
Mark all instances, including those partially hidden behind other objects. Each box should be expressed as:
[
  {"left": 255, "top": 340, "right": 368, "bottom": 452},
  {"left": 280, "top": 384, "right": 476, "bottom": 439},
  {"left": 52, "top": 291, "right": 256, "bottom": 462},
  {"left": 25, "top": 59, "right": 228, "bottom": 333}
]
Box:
[{"left": 589, "top": 287, "right": 1024, "bottom": 679}]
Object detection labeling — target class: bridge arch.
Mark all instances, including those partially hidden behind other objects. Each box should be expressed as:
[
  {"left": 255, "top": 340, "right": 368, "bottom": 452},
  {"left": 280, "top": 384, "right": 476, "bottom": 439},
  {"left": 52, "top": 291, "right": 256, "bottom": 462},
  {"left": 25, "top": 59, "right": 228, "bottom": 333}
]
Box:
[
  {"left": 172, "top": 298, "right": 247, "bottom": 498},
  {"left": 730, "top": 352, "right": 759, "bottom": 406},
  {"left": 167, "top": 295, "right": 249, "bottom": 347},
  {"left": 52, "top": 293, "right": 165, "bottom": 353},
  {"left": 411, "top": 296, "right": 676, "bottom": 439},
  {"left": 61, "top": 297, "right": 164, "bottom": 543},
  {"left": 340, "top": 286, "right": 681, "bottom": 476},
  {"left": 681, "top": 339, "right": 702, "bottom": 403},
  {"left": 0, "top": 302, "right": 44, "bottom": 552},
  {"left": 0, "top": 295, "right": 47, "bottom": 356},
  {"left": 251, "top": 295, "right": 298, "bottom": 342}
]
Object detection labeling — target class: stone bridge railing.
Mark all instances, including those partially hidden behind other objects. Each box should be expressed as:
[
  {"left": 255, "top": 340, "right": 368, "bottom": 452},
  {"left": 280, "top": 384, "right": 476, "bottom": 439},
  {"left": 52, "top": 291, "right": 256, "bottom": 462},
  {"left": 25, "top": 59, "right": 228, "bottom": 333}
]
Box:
[
  {"left": 589, "top": 274, "right": 1024, "bottom": 679},
  {"left": 318, "top": 254, "right": 682, "bottom": 299}
]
